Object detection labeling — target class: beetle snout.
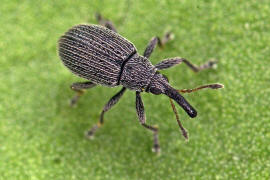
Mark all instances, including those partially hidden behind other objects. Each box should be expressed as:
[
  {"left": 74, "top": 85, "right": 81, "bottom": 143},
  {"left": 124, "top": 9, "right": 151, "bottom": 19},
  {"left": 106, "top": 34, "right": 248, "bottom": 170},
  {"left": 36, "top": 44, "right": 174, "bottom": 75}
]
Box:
[{"left": 164, "top": 85, "right": 197, "bottom": 118}]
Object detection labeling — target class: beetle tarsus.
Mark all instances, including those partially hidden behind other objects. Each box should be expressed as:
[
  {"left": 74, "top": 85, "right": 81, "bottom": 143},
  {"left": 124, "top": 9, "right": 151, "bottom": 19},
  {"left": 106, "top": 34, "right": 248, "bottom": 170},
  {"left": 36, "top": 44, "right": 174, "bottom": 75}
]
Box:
[
  {"left": 152, "top": 130, "right": 161, "bottom": 154},
  {"left": 69, "top": 82, "right": 96, "bottom": 106},
  {"left": 85, "top": 124, "right": 99, "bottom": 139},
  {"left": 199, "top": 59, "right": 218, "bottom": 70},
  {"left": 160, "top": 31, "right": 174, "bottom": 48},
  {"left": 70, "top": 95, "right": 80, "bottom": 107}
]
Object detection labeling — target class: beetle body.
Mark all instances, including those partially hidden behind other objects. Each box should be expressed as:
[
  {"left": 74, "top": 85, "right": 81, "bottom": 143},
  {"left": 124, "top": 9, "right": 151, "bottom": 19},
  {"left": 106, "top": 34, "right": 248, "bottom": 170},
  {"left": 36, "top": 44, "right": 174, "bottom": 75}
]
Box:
[{"left": 58, "top": 21, "right": 222, "bottom": 153}]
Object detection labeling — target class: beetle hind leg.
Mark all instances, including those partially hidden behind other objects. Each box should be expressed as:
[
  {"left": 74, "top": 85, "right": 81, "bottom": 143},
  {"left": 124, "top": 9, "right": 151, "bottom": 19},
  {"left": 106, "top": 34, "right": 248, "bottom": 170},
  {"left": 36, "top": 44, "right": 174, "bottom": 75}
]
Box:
[
  {"left": 86, "top": 87, "right": 126, "bottom": 139},
  {"left": 70, "top": 81, "right": 96, "bottom": 107}
]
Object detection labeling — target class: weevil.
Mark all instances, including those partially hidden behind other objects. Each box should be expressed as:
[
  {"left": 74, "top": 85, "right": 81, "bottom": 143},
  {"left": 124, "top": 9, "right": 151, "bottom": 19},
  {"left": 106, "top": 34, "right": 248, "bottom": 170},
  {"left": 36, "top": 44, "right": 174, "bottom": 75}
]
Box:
[{"left": 58, "top": 14, "right": 223, "bottom": 153}]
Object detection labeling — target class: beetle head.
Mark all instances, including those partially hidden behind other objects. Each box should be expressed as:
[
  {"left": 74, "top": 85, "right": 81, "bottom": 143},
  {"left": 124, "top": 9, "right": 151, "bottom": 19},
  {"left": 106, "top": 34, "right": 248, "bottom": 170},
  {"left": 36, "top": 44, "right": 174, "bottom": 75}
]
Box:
[{"left": 147, "top": 73, "right": 197, "bottom": 118}]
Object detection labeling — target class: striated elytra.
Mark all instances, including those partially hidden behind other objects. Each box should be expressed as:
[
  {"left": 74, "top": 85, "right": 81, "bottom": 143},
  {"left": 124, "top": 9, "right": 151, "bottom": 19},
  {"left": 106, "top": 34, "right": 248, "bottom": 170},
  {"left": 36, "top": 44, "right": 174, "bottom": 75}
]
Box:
[{"left": 58, "top": 20, "right": 223, "bottom": 153}]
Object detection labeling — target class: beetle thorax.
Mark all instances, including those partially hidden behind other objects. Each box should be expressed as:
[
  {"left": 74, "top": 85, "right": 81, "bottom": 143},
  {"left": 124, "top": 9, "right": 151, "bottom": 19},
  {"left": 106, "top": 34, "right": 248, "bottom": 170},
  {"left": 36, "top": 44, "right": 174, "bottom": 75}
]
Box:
[{"left": 120, "top": 54, "right": 156, "bottom": 91}]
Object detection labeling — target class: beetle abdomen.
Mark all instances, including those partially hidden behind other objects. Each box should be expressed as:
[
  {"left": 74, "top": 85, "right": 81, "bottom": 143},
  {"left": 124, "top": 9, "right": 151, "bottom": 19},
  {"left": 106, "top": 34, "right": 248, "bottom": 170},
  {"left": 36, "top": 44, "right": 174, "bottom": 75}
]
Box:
[{"left": 58, "top": 24, "right": 136, "bottom": 86}]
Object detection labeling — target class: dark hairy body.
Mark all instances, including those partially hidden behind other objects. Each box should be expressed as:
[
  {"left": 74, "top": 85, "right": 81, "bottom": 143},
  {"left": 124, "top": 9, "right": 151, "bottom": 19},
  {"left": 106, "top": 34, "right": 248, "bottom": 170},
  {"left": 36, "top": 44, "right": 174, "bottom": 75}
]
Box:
[{"left": 58, "top": 14, "right": 223, "bottom": 153}]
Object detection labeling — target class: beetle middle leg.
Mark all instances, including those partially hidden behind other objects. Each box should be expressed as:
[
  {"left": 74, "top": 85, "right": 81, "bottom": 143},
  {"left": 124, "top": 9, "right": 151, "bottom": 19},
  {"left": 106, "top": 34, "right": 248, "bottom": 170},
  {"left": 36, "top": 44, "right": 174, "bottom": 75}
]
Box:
[
  {"left": 95, "top": 13, "right": 117, "bottom": 32},
  {"left": 155, "top": 57, "right": 217, "bottom": 72},
  {"left": 70, "top": 81, "right": 96, "bottom": 106},
  {"left": 136, "top": 92, "right": 160, "bottom": 153},
  {"left": 143, "top": 32, "right": 174, "bottom": 59},
  {"left": 86, "top": 87, "right": 126, "bottom": 138}
]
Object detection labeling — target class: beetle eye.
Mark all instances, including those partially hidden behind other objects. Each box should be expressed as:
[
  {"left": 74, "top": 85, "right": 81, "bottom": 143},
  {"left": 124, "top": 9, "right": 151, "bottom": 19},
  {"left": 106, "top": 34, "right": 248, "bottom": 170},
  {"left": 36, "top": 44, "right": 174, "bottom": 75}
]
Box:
[{"left": 150, "top": 87, "right": 162, "bottom": 95}]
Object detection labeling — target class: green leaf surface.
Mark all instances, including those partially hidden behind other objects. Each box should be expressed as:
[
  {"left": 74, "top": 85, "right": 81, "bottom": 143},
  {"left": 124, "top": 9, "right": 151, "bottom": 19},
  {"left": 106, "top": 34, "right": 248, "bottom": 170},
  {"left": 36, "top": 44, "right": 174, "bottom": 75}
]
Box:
[{"left": 1, "top": 0, "right": 269, "bottom": 179}]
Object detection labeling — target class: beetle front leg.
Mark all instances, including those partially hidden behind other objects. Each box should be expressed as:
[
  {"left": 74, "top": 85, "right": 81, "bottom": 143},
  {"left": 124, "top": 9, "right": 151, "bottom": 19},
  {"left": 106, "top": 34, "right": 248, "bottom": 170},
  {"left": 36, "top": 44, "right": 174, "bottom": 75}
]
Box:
[
  {"left": 136, "top": 92, "right": 160, "bottom": 153},
  {"left": 95, "top": 13, "right": 117, "bottom": 32},
  {"left": 143, "top": 32, "right": 174, "bottom": 59},
  {"left": 86, "top": 87, "right": 126, "bottom": 138},
  {"left": 70, "top": 81, "right": 96, "bottom": 107}
]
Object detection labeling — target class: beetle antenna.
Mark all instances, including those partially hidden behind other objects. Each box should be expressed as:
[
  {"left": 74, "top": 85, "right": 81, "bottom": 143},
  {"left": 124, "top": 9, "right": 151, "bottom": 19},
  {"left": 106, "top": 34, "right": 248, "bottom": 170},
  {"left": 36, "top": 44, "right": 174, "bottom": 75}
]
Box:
[
  {"left": 169, "top": 98, "right": 188, "bottom": 140},
  {"left": 178, "top": 83, "right": 224, "bottom": 93}
]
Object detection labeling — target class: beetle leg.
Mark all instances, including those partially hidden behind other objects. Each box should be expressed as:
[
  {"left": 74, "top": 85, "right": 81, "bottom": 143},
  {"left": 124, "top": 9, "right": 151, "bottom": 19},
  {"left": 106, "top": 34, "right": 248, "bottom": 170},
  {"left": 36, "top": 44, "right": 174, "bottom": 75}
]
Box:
[
  {"left": 178, "top": 83, "right": 224, "bottom": 93},
  {"left": 86, "top": 87, "right": 126, "bottom": 138},
  {"left": 136, "top": 92, "right": 160, "bottom": 153},
  {"left": 95, "top": 12, "right": 117, "bottom": 32},
  {"left": 160, "top": 31, "right": 174, "bottom": 48},
  {"left": 70, "top": 82, "right": 96, "bottom": 107},
  {"left": 155, "top": 57, "right": 218, "bottom": 72},
  {"left": 143, "top": 32, "right": 174, "bottom": 59},
  {"left": 143, "top": 37, "right": 159, "bottom": 58}
]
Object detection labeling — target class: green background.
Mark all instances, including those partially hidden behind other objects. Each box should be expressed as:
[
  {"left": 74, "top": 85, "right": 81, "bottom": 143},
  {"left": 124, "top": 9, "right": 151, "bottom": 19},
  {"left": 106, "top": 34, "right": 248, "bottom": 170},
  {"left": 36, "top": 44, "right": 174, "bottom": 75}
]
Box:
[{"left": 1, "top": 0, "right": 269, "bottom": 179}]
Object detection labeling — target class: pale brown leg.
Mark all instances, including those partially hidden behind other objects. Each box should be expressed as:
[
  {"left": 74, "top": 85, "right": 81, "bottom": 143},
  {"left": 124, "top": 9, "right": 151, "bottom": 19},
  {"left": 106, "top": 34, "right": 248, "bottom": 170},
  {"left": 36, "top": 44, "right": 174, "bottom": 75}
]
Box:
[{"left": 70, "top": 82, "right": 96, "bottom": 106}]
